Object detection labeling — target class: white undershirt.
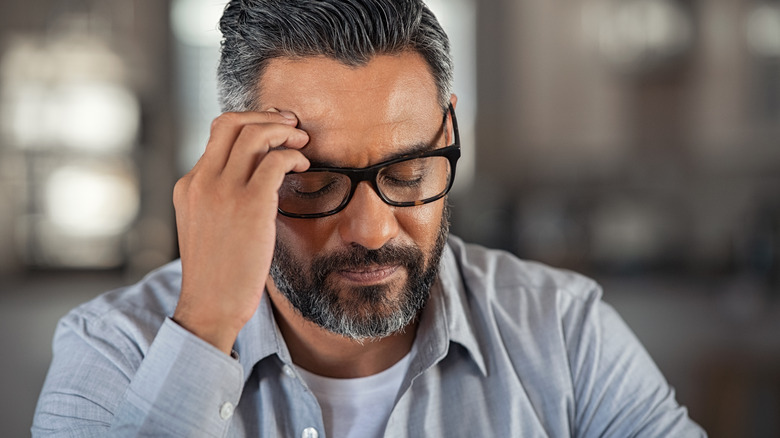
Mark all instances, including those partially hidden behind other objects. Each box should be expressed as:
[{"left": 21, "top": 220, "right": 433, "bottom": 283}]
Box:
[{"left": 295, "top": 350, "right": 413, "bottom": 438}]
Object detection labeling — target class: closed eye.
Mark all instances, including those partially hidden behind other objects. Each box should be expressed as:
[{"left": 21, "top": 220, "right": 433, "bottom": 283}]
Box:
[{"left": 283, "top": 173, "right": 344, "bottom": 198}]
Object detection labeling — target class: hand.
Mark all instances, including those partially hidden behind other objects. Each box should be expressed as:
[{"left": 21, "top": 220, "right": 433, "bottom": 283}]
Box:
[{"left": 171, "top": 110, "right": 310, "bottom": 354}]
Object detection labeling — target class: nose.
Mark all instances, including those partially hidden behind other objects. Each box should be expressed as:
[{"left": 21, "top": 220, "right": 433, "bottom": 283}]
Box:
[{"left": 337, "top": 181, "right": 399, "bottom": 250}]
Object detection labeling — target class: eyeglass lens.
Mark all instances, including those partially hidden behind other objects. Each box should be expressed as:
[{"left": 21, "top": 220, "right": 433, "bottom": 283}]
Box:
[{"left": 278, "top": 155, "right": 452, "bottom": 216}]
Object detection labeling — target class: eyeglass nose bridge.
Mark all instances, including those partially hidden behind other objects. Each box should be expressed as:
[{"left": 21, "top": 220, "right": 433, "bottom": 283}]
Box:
[{"left": 335, "top": 166, "right": 394, "bottom": 215}]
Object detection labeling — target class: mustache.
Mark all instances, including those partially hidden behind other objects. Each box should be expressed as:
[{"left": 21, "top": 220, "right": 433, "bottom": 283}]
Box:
[{"left": 310, "top": 244, "right": 423, "bottom": 278}]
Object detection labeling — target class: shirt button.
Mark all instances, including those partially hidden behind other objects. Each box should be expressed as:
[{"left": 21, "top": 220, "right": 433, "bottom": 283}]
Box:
[
  {"left": 283, "top": 364, "right": 296, "bottom": 378},
  {"left": 219, "top": 402, "right": 234, "bottom": 420},
  {"left": 301, "top": 427, "right": 319, "bottom": 438}
]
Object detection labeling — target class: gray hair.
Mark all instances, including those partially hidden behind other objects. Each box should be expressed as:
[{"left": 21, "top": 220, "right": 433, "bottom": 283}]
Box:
[{"left": 217, "top": 0, "right": 453, "bottom": 112}]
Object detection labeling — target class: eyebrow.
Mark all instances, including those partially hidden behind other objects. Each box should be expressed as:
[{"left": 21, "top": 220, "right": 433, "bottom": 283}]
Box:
[
  {"left": 304, "top": 110, "right": 450, "bottom": 169},
  {"left": 306, "top": 140, "right": 438, "bottom": 169}
]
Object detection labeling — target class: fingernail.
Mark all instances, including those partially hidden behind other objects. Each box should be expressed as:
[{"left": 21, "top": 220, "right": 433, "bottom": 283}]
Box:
[{"left": 279, "top": 111, "right": 297, "bottom": 120}]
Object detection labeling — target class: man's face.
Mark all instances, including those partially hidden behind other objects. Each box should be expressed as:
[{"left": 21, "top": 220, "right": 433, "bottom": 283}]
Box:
[{"left": 259, "top": 53, "right": 453, "bottom": 340}]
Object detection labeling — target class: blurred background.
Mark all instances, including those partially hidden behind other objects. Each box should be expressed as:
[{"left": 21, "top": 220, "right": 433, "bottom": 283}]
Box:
[{"left": 1, "top": 0, "right": 779, "bottom": 436}]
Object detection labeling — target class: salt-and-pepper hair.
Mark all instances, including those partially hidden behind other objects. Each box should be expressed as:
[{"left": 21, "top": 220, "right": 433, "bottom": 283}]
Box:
[{"left": 217, "top": 0, "right": 453, "bottom": 112}]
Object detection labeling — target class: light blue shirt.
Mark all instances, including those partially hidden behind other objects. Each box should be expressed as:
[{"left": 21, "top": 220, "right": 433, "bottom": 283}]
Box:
[{"left": 33, "top": 236, "right": 706, "bottom": 437}]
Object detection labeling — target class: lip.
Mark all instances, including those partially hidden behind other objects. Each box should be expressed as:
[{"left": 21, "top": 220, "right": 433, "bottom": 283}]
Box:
[{"left": 336, "top": 265, "right": 401, "bottom": 285}]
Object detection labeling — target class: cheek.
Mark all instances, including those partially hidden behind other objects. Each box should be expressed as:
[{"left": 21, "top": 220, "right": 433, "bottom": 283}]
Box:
[
  {"left": 396, "top": 202, "right": 445, "bottom": 249},
  {"left": 276, "top": 216, "right": 339, "bottom": 255}
]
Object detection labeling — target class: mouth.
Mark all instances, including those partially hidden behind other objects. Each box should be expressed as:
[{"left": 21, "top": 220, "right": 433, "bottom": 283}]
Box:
[{"left": 336, "top": 265, "right": 401, "bottom": 285}]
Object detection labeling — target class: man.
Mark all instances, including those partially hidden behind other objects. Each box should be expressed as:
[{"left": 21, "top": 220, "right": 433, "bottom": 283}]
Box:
[{"left": 33, "top": 0, "right": 706, "bottom": 437}]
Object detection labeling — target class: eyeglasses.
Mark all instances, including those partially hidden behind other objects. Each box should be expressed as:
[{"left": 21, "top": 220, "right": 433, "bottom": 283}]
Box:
[{"left": 278, "top": 104, "right": 460, "bottom": 219}]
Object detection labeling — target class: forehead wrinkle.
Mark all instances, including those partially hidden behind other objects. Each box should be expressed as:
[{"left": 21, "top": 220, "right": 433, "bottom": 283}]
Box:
[
  {"left": 302, "top": 115, "right": 445, "bottom": 169},
  {"left": 256, "top": 54, "right": 444, "bottom": 168},
  {"left": 306, "top": 140, "right": 436, "bottom": 169}
]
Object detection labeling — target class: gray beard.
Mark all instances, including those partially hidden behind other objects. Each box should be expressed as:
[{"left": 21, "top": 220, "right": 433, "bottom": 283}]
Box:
[{"left": 270, "top": 206, "right": 449, "bottom": 341}]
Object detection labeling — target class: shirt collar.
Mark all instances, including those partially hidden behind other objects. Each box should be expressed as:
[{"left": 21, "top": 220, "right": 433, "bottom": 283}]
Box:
[
  {"left": 413, "top": 237, "right": 488, "bottom": 377},
  {"left": 233, "top": 292, "right": 292, "bottom": 383},
  {"left": 231, "top": 235, "right": 488, "bottom": 383}
]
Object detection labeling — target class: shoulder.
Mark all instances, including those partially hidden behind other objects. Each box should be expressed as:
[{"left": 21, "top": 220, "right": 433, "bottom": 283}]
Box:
[
  {"left": 445, "top": 235, "right": 601, "bottom": 313},
  {"left": 66, "top": 259, "right": 182, "bottom": 324},
  {"left": 442, "top": 237, "right": 706, "bottom": 436},
  {"left": 55, "top": 260, "right": 183, "bottom": 368},
  {"left": 441, "top": 235, "right": 607, "bottom": 371}
]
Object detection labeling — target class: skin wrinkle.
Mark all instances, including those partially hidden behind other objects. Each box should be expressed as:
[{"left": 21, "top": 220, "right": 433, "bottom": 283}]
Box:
[
  {"left": 304, "top": 125, "right": 444, "bottom": 169},
  {"left": 258, "top": 61, "right": 440, "bottom": 169}
]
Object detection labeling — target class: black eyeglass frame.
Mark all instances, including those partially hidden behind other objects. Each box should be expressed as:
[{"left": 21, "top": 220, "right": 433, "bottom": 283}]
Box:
[{"left": 278, "top": 103, "right": 461, "bottom": 219}]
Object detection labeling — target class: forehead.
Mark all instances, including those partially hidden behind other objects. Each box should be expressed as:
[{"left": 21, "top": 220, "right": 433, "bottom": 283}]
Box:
[{"left": 257, "top": 52, "right": 443, "bottom": 166}]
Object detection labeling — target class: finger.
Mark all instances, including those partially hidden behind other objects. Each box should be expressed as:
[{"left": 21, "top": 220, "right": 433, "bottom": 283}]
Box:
[
  {"left": 198, "top": 110, "right": 300, "bottom": 174},
  {"left": 223, "top": 123, "right": 310, "bottom": 183},
  {"left": 248, "top": 148, "right": 311, "bottom": 195}
]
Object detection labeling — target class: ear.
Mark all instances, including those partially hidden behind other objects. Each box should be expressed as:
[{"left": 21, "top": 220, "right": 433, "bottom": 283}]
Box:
[{"left": 449, "top": 93, "right": 458, "bottom": 110}]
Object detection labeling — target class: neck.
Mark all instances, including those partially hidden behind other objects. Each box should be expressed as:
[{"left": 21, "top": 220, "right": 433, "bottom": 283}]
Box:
[{"left": 266, "top": 283, "right": 418, "bottom": 379}]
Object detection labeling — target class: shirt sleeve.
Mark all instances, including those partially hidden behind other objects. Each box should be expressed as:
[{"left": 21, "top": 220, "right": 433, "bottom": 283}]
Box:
[
  {"left": 32, "top": 316, "right": 244, "bottom": 437},
  {"left": 565, "top": 290, "right": 707, "bottom": 437}
]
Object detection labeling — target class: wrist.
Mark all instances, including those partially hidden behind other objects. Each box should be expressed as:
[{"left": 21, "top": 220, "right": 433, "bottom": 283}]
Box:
[{"left": 171, "top": 308, "right": 241, "bottom": 355}]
